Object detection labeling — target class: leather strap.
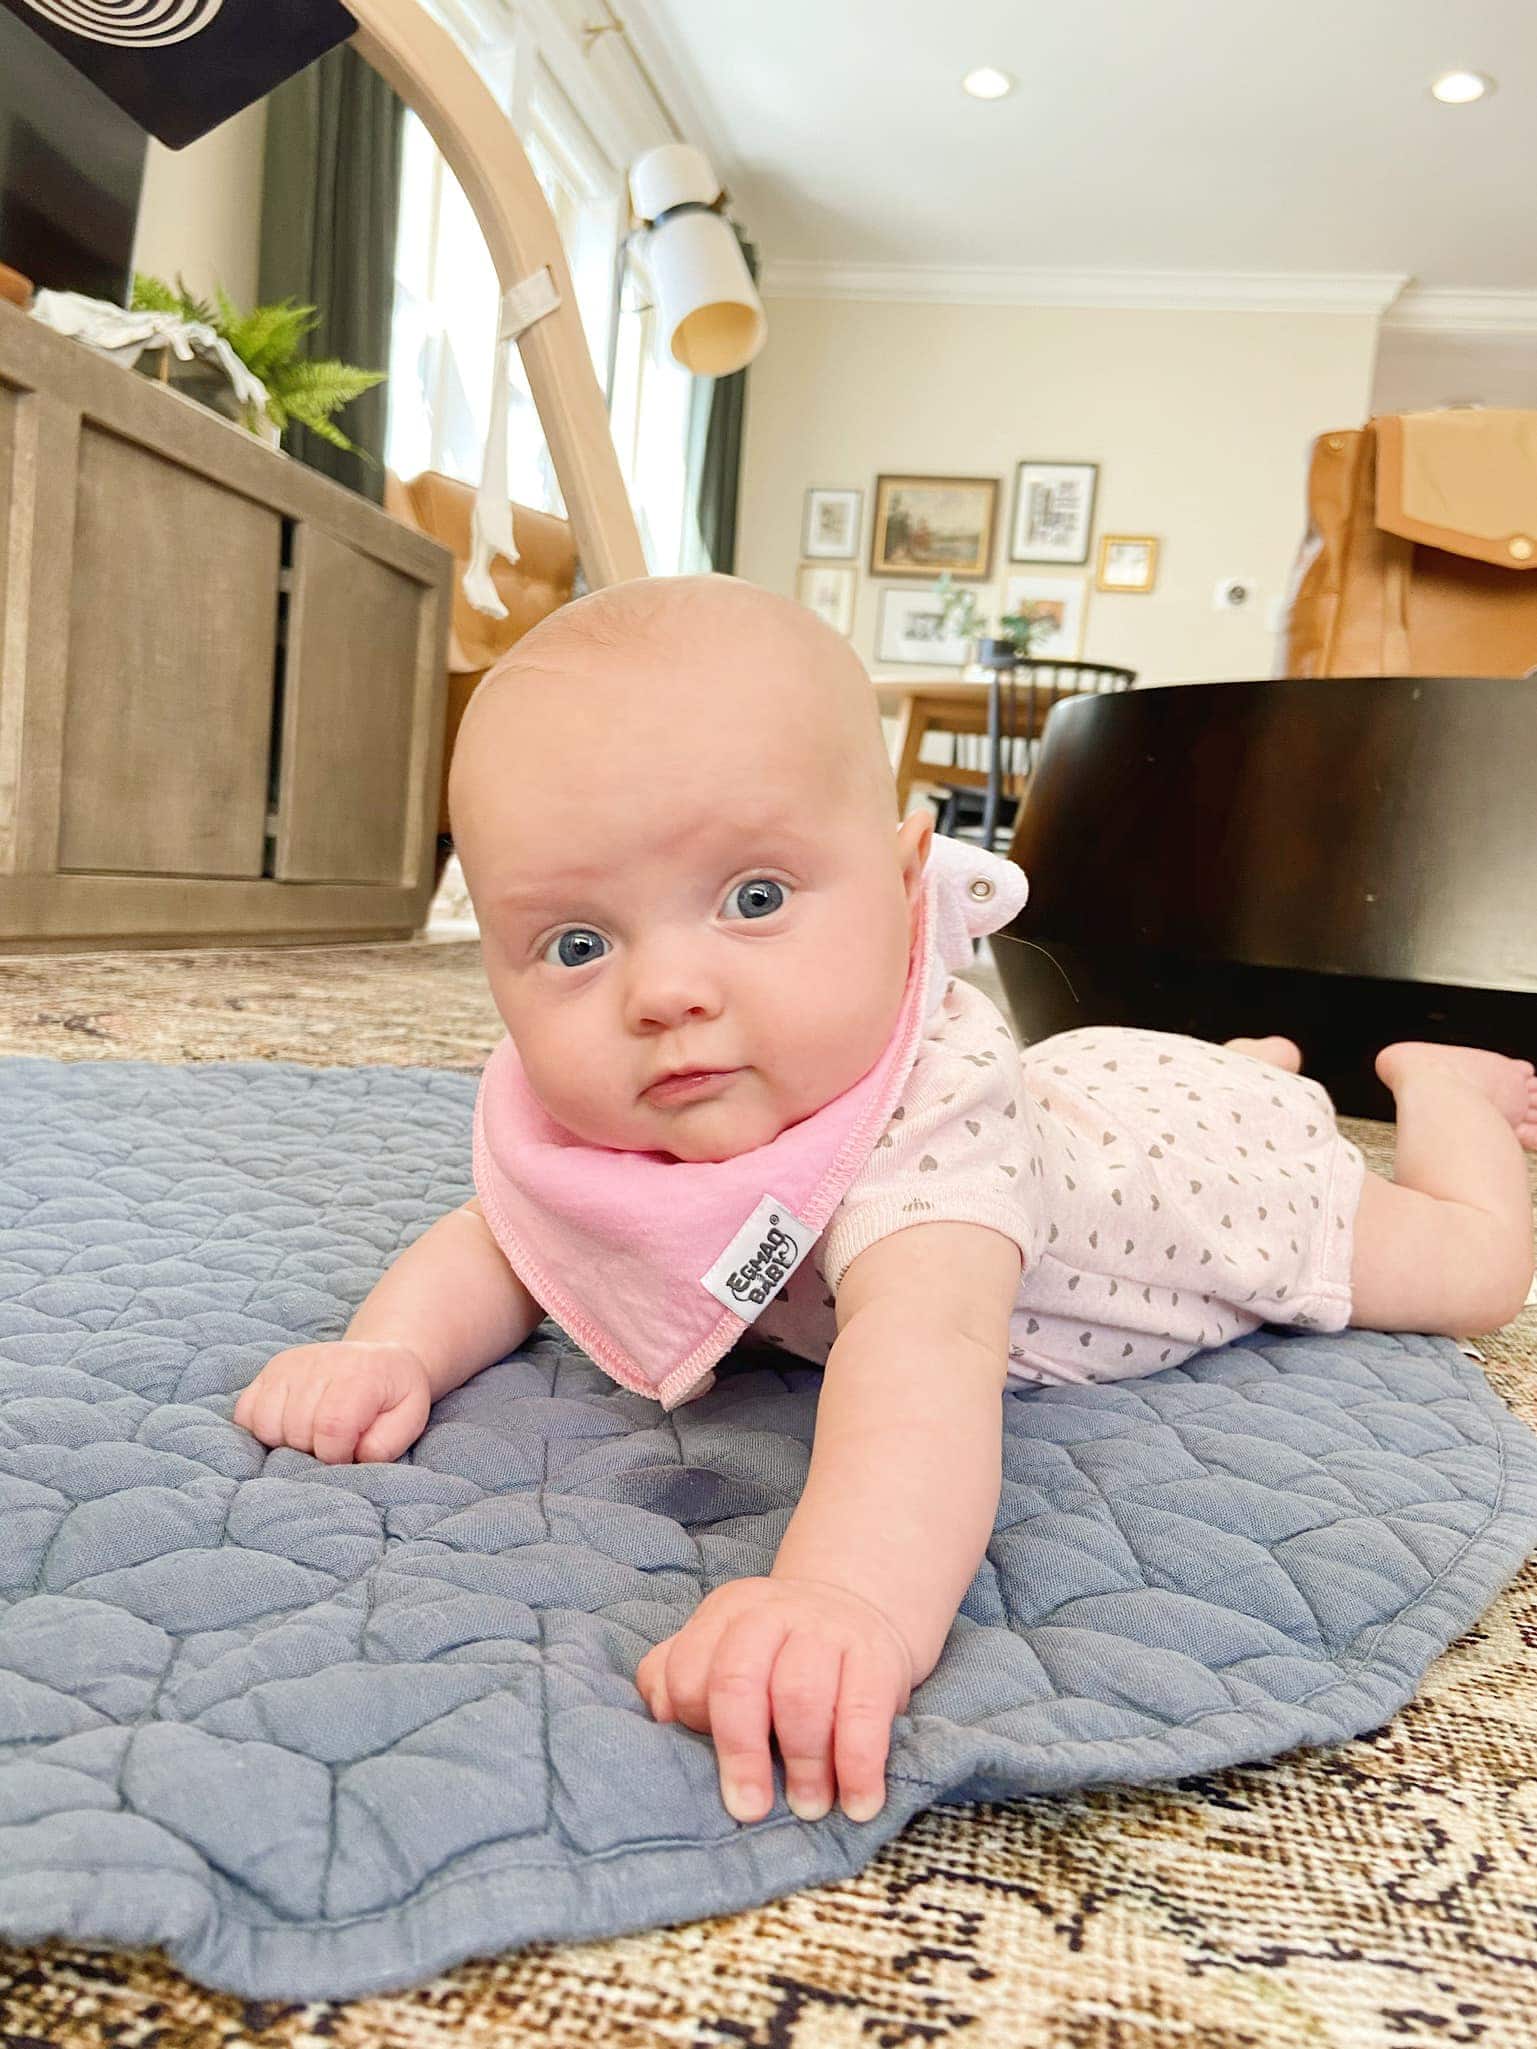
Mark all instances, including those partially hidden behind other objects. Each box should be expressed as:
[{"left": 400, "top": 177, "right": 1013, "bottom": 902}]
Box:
[{"left": 1381, "top": 533, "right": 1413, "bottom": 673}]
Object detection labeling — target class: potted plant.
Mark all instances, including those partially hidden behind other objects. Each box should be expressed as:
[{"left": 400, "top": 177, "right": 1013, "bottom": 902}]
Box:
[
  {"left": 931, "top": 573, "right": 1055, "bottom": 670},
  {"left": 130, "top": 273, "right": 384, "bottom": 452}
]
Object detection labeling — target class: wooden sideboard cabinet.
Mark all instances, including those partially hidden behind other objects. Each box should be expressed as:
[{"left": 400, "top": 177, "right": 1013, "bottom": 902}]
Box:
[{"left": 0, "top": 299, "right": 453, "bottom": 950}]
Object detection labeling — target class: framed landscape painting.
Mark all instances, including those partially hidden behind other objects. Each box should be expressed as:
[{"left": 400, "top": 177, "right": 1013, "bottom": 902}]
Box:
[{"left": 870, "top": 474, "right": 998, "bottom": 579}]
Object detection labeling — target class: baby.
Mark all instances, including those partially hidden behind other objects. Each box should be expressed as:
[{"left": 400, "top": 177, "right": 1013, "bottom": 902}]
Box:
[{"left": 234, "top": 574, "right": 1537, "bottom": 1830}]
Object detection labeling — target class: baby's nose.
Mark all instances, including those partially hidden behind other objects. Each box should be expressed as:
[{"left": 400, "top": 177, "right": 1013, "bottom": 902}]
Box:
[{"left": 623, "top": 944, "right": 725, "bottom": 1033}]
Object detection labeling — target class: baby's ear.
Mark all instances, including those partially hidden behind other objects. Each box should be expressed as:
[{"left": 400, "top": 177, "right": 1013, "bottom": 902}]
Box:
[{"left": 896, "top": 810, "right": 933, "bottom": 937}]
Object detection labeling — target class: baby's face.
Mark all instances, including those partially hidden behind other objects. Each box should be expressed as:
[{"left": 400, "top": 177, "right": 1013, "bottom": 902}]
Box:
[{"left": 452, "top": 578, "right": 928, "bottom": 1163}]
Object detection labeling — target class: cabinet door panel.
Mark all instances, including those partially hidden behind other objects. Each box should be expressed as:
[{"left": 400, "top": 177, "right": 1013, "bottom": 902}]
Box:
[
  {"left": 59, "top": 427, "right": 280, "bottom": 877},
  {"left": 0, "top": 381, "right": 16, "bottom": 634},
  {"left": 275, "top": 525, "right": 430, "bottom": 885}
]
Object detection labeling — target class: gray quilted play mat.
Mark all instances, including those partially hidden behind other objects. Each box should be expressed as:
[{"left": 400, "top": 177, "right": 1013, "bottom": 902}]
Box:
[{"left": 2, "top": 1057, "right": 1536, "bottom": 2001}]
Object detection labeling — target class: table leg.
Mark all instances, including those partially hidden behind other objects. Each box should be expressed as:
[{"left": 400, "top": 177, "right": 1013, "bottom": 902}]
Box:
[
  {"left": 980, "top": 672, "right": 1002, "bottom": 849},
  {"left": 892, "top": 698, "right": 929, "bottom": 814}
]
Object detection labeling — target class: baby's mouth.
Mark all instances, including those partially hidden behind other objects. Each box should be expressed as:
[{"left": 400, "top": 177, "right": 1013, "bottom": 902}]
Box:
[{"left": 642, "top": 1068, "right": 742, "bottom": 1107}]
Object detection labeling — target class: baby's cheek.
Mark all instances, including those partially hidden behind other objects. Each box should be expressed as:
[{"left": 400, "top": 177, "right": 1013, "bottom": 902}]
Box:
[{"left": 517, "top": 1019, "right": 624, "bottom": 1138}]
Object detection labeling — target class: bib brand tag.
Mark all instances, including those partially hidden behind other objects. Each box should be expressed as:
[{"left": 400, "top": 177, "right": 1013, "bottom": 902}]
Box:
[{"left": 701, "top": 1195, "right": 815, "bottom": 1318}]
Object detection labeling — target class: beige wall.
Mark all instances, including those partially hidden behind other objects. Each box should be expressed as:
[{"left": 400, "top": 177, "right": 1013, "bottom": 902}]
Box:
[
  {"left": 131, "top": 103, "right": 268, "bottom": 309},
  {"left": 1371, "top": 326, "right": 1537, "bottom": 414},
  {"left": 738, "top": 297, "right": 1380, "bottom": 686}
]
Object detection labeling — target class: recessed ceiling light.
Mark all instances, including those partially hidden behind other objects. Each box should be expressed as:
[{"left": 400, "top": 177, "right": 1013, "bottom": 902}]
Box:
[
  {"left": 962, "top": 67, "right": 1014, "bottom": 101},
  {"left": 1430, "top": 70, "right": 1495, "bottom": 104}
]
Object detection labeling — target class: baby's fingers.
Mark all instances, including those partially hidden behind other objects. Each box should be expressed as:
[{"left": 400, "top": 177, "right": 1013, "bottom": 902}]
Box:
[
  {"left": 634, "top": 1641, "right": 675, "bottom": 1721},
  {"left": 354, "top": 1382, "right": 431, "bottom": 1464},
  {"left": 833, "top": 1652, "right": 902, "bottom": 1823},
  {"left": 309, "top": 1378, "right": 379, "bottom": 1465},
  {"left": 235, "top": 1372, "right": 290, "bottom": 1450},
  {"left": 769, "top": 1637, "right": 844, "bottom": 1822},
  {"left": 707, "top": 1613, "right": 790, "bottom": 1824}
]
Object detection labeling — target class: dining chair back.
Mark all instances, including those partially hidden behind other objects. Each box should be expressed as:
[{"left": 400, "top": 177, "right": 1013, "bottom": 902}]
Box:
[{"left": 936, "top": 658, "right": 1137, "bottom": 847}]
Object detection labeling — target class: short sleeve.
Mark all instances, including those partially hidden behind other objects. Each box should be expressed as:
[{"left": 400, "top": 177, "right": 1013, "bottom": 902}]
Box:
[{"left": 819, "top": 979, "right": 1039, "bottom": 1293}]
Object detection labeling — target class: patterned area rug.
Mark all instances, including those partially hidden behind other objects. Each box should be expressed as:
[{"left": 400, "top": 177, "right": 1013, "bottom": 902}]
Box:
[{"left": 1, "top": 938, "right": 1534, "bottom": 2049}]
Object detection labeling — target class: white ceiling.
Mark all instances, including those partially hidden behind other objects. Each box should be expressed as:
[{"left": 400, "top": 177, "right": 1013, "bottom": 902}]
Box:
[{"left": 621, "top": 0, "right": 1537, "bottom": 294}]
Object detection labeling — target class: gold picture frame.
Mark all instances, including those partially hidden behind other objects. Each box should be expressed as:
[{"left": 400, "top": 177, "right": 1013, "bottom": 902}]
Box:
[
  {"left": 870, "top": 473, "right": 998, "bottom": 579},
  {"left": 1096, "top": 534, "right": 1159, "bottom": 593}
]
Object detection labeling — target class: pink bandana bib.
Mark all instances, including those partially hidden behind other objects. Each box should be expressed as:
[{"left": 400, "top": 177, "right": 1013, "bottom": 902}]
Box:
[{"left": 472, "top": 836, "right": 1028, "bottom": 1407}]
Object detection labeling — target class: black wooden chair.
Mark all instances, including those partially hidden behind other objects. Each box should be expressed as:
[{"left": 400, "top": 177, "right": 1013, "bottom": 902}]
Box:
[{"left": 931, "top": 658, "right": 1137, "bottom": 849}]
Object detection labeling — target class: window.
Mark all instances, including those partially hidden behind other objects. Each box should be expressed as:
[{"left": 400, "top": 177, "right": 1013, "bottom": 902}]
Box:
[
  {"left": 383, "top": 11, "right": 703, "bottom": 574},
  {"left": 608, "top": 252, "right": 706, "bottom": 574}
]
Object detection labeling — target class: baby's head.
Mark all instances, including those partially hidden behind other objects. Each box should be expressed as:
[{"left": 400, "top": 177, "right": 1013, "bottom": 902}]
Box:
[{"left": 450, "top": 573, "right": 931, "bottom": 1162}]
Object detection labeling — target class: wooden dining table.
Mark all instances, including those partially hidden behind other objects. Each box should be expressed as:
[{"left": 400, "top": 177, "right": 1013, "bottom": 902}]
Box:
[{"left": 874, "top": 674, "right": 1093, "bottom": 826}]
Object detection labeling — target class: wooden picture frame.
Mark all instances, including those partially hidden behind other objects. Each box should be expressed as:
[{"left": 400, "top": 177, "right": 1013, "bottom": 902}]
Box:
[
  {"left": 870, "top": 473, "right": 998, "bottom": 579},
  {"left": 1096, "top": 534, "right": 1160, "bottom": 593},
  {"left": 801, "top": 487, "right": 862, "bottom": 559},
  {"left": 1009, "top": 460, "right": 1098, "bottom": 565}
]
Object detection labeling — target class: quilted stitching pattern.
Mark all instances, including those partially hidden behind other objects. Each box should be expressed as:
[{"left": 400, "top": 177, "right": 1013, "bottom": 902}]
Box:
[{"left": 1, "top": 1057, "right": 1535, "bottom": 2002}]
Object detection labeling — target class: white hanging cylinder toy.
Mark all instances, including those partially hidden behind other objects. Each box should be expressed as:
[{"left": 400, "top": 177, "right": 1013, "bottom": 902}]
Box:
[{"left": 628, "top": 143, "right": 766, "bottom": 377}]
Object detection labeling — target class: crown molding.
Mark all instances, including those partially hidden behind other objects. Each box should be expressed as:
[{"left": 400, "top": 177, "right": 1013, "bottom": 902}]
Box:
[
  {"left": 758, "top": 261, "right": 1410, "bottom": 317},
  {"left": 1381, "top": 286, "right": 1537, "bottom": 334}
]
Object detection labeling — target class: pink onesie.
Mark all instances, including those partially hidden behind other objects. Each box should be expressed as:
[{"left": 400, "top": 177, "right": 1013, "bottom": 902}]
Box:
[
  {"left": 473, "top": 837, "right": 1366, "bottom": 1403},
  {"left": 754, "top": 982, "right": 1365, "bottom": 1384}
]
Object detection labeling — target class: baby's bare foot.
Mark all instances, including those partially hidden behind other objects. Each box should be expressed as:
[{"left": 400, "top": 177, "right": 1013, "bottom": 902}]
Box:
[
  {"left": 1223, "top": 1034, "right": 1303, "bottom": 1073},
  {"left": 1376, "top": 1042, "right": 1537, "bottom": 1150}
]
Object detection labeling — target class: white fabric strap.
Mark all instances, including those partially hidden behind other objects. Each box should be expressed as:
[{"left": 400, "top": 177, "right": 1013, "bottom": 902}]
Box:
[{"left": 465, "top": 267, "right": 562, "bottom": 618}]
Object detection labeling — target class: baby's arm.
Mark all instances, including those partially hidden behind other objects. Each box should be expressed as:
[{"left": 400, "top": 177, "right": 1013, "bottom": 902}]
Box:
[
  {"left": 234, "top": 1199, "right": 543, "bottom": 1463},
  {"left": 635, "top": 1221, "right": 1020, "bottom": 1822}
]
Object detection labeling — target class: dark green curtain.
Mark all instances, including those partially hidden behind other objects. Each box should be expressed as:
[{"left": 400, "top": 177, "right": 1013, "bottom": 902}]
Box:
[
  {"left": 258, "top": 46, "right": 403, "bottom": 502},
  {"left": 685, "top": 233, "right": 758, "bottom": 572}
]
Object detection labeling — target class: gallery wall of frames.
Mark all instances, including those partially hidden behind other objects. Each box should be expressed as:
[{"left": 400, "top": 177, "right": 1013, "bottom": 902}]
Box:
[{"left": 792, "top": 462, "right": 1158, "bottom": 670}]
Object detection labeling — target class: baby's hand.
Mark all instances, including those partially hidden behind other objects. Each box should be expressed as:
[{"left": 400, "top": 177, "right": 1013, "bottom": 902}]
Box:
[
  {"left": 635, "top": 1577, "right": 913, "bottom": 1826},
  {"left": 232, "top": 1340, "right": 432, "bottom": 1465}
]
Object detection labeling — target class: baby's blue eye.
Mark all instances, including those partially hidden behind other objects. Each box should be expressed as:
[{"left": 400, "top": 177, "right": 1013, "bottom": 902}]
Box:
[
  {"left": 545, "top": 928, "right": 609, "bottom": 968},
  {"left": 723, "top": 878, "right": 788, "bottom": 921}
]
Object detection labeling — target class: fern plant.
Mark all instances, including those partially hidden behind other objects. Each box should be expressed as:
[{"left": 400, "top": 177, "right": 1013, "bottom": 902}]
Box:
[{"left": 131, "top": 273, "right": 385, "bottom": 453}]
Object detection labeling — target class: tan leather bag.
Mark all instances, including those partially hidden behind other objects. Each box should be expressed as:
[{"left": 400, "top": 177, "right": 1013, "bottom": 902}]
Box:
[{"left": 1279, "top": 409, "right": 1537, "bottom": 678}]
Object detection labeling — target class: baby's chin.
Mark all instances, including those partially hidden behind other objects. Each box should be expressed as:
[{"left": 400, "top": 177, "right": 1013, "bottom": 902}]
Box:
[
  {"left": 641, "top": 1100, "right": 792, "bottom": 1163},
  {"left": 657, "top": 1117, "right": 782, "bottom": 1164},
  {"left": 549, "top": 1095, "right": 795, "bottom": 1164}
]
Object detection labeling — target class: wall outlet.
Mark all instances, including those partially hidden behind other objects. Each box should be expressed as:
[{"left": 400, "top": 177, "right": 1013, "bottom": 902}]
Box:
[{"left": 1214, "top": 577, "right": 1256, "bottom": 610}]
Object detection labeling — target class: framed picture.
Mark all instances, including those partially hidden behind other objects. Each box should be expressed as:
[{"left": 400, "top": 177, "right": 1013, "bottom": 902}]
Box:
[
  {"left": 870, "top": 474, "right": 998, "bottom": 579},
  {"left": 876, "top": 585, "right": 974, "bottom": 668},
  {"left": 1096, "top": 533, "right": 1159, "bottom": 593},
  {"left": 1010, "top": 460, "right": 1099, "bottom": 564},
  {"left": 795, "top": 561, "right": 856, "bottom": 635},
  {"left": 801, "top": 487, "right": 862, "bottom": 559},
  {"left": 1004, "top": 574, "right": 1087, "bottom": 660}
]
